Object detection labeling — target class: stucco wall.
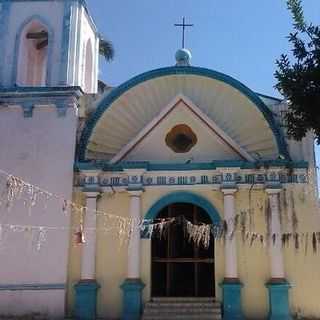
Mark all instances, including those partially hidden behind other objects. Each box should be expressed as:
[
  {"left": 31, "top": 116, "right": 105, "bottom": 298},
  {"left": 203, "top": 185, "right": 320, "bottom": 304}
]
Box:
[
  {"left": 67, "top": 182, "right": 320, "bottom": 319},
  {"left": 0, "top": 105, "right": 77, "bottom": 317}
]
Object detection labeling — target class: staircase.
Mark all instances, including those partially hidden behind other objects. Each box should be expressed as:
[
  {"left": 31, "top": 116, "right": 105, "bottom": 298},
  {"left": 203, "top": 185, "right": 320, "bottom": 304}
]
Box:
[{"left": 142, "top": 297, "right": 222, "bottom": 320}]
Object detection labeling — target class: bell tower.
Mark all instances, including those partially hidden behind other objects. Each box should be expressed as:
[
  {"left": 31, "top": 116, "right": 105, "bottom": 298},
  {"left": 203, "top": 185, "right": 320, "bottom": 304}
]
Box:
[
  {"left": 0, "top": 0, "right": 99, "bottom": 93},
  {"left": 0, "top": 0, "right": 100, "bottom": 318}
]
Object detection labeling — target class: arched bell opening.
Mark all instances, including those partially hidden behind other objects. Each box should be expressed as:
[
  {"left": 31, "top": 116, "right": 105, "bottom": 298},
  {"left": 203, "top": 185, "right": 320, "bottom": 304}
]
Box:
[
  {"left": 84, "top": 39, "right": 94, "bottom": 93},
  {"left": 16, "top": 19, "right": 49, "bottom": 86}
]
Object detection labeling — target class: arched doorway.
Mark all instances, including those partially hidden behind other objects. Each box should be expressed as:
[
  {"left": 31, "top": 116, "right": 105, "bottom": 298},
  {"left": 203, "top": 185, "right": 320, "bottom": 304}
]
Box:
[{"left": 151, "top": 202, "right": 215, "bottom": 297}]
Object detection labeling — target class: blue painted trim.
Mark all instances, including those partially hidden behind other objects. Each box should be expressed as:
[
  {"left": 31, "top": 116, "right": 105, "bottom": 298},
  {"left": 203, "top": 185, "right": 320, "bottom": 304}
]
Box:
[
  {"left": 78, "top": 66, "right": 290, "bottom": 160},
  {"left": 266, "top": 280, "right": 292, "bottom": 320},
  {"left": 220, "top": 280, "right": 244, "bottom": 320},
  {"left": 74, "top": 280, "right": 100, "bottom": 320},
  {"left": 74, "top": 160, "right": 309, "bottom": 172},
  {"left": 144, "top": 191, "right": 221, "bottom": 225},
  {"left": 120, "top": 279, "right": 145, "bottom": 320},
  {"left": 59, "top": 0, "right": 72, "bottom": 85},
  {"left": 0, "top": 86, "right": 82, "bottom": 93},
  {"left": 0, "top": 1, "right": 11, "bottom": 85},
  {"left": 82, "top": 186, "right": 101, "bottom": 193},
  {"left": 11, "top": 15, "right": 54, "bottom": 86},
  {"left": 0, "top": 86, "right": 82, "bottom": 117},
  {"left": 256, "top": 92, "right": 282, "bottom": 103},
  {"left": 0, "top": 86, "right": 83, "bottom": 96},
  {"left": 0, "top": 283, "right": 65, "bottom": 290}
]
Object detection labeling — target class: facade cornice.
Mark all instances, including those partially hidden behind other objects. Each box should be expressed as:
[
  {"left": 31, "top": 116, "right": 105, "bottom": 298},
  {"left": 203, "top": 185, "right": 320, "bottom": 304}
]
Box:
[
  {"left": 0, "top": 87, "right": 83, "bottom": 117},
  {"left": 74, "top": 160, "right": 308, "bottom": 172},
  {"left": 0, "top": 86, "right": 83, "bottom": 97}
]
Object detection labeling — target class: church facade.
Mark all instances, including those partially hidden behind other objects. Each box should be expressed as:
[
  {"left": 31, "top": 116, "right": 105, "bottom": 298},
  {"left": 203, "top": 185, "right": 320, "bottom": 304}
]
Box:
[{"left": 0, "top": 1, "right": 320, "bottom": 320}]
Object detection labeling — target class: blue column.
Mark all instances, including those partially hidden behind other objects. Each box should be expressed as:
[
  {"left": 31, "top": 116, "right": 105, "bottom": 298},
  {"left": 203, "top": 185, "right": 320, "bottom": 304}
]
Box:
[
  {"left": 220, "top": 279, "right": 243, "bottom": 320},
  {"left": 120, "top": 278, "right": 145, "bottom": 320},
  {"left": 74, "top": 280, "right": 100, "bottom": 320},
  {"left": 266, "top": 280, "right": 292, "bottom": 320}
]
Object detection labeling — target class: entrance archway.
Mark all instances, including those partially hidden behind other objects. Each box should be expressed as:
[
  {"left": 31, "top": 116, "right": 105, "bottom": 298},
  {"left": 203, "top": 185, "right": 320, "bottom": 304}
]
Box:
[
  {"left": 145, "top": 192, "right": 221, "bottom": 298},
  {"left": 152, "top": 203, "right": 215, "bottom": 297}
]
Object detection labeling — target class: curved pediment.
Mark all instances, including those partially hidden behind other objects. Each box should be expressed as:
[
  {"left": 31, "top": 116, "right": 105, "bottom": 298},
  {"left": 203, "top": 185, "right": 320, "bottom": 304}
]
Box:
[{"left": 79, "top": 66, "right": 288, "bottom": 161}]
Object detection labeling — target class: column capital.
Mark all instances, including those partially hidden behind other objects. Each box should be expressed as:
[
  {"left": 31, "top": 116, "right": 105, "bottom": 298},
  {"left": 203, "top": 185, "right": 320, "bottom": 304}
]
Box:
[
  {"left": 265, "top": 187, "right": 282, "bottom": 195},
  {"left": 219, "top": 167, "right": 240, "bottom": 190},
  {"left": 221, "top": 187, "right": 238, "bottom": 195},
  {"left": 218, "top": 167, "right": 241, "bottom": 174},
  {"left": 128, "top": 189, "right": 144, "bottom": 197},
  {"left": 125, "top": 169, "right": 146, "bottom": 190},
  {"left": 83, "top": 188, "right": 102, "bottom": 199}
]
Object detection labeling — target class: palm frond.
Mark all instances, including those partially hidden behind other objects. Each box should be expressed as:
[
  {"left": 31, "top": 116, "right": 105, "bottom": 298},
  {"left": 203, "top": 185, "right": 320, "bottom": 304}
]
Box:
[{"left": 99, "top": 35, "right": 114, "bottom": 62}]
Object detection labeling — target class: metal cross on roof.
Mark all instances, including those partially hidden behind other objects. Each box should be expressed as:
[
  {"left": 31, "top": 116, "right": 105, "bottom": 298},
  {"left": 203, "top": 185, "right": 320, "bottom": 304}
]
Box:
[{"left": 174, "top": 17, "right": 193, "bottom": 49}]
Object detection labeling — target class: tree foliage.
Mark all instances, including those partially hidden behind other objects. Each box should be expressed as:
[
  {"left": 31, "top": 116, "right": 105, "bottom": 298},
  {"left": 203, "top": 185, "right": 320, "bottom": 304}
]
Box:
[
  {"left": 99, "top": 35, "right": 114, "bottom": 62},
  {"left": 275, "top": 0, "right": 320, "bottom": 142}
]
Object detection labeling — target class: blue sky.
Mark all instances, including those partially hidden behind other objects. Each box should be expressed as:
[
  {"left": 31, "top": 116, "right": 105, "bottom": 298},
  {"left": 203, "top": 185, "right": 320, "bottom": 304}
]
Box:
[
  {"left": 87, "top": 0, "right": 319, "bottom": 95},
  {"left": 86, "top": 0, "right": 320, "bottom": 173}
]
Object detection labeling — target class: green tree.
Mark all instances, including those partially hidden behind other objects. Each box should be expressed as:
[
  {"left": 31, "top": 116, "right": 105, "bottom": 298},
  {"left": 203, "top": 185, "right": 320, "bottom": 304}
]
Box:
[
  {"left": 99, "top": 35, "right": 114, "bottom": 62},
  {"left": 275, "top": 0, "right": 320, "bottom": 142}
]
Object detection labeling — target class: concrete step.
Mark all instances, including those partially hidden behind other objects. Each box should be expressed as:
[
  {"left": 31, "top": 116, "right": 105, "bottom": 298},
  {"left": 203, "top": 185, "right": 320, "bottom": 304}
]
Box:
[
  {"left": 144, "top": 307, "right": 221, "bottom": 314},
  {"left": 142, "top": 298, "right": 222, "bottom": 320},
  {"left": 142, "top": 314, "right": 222, "bottom": 320},
  {"left": 151, "top": 297, "right": 215, "bottom": 302},
  {"left": 146, "top": 302, "right": 221, "bottom": 308}
]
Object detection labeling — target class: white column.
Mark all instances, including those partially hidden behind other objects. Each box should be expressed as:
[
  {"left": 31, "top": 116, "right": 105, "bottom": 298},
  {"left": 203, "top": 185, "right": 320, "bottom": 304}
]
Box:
[
  {"left": 222, "top": 188, "right": 238, "bottom": 279},
  {"left": 81, "top": 191, "right": 100, "bottom": 280},
  {"left": 127, "top": 190, "right": 143, "bottom": 279},
  {"left": 266, "top": 188, "right": 285, "bottom": 279}
]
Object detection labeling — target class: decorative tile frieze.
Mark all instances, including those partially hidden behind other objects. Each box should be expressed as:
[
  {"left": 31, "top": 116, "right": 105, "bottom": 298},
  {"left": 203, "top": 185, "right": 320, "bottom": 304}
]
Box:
[
  {"left": 124, "top": 168, "right": 146, "bottom": 190},
  {"left": 74, "top": 168, "right": 308, "bottom": 188}
]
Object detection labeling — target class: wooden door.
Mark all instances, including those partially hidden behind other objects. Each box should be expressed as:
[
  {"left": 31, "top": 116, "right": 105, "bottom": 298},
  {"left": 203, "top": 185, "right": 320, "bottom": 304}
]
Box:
[{"left": 151, "top": 203, "right": 215, "bottom": 297}]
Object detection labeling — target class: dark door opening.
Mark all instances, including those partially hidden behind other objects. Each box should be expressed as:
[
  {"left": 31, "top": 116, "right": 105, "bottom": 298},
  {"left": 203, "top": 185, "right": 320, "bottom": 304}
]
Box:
[{"left": 151, "top": 203, "right": 215, "bottom": 297}]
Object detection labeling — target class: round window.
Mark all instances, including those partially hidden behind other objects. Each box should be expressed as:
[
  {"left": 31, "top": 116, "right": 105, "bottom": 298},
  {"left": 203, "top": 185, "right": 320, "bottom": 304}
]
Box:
[{"left": 165, "top": 124, "right": 197, "bottom": 153}]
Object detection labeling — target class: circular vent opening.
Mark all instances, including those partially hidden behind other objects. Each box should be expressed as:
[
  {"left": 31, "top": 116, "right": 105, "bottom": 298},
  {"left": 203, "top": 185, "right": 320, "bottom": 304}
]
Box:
[{"left": 165, "top": 124, "right": 197, "bottom": 153}]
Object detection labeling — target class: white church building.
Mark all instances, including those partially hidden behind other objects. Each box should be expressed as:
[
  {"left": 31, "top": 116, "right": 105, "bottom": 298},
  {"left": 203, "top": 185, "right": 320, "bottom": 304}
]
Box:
[{"left": 0, "top": 1, "right": 320, "bottom": 320}]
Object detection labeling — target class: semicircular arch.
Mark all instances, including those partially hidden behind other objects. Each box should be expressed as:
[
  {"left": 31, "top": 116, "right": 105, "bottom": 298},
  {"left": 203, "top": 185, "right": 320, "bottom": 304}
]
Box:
[
  {"left": 13, "top": 15, "right": 54, "bottom": 86},
  {"left": 79, "top": 66, "right": 289, "bottom": 160},
  {"left": 144, "top": 191, "right": 221, "bottom": 225}
]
